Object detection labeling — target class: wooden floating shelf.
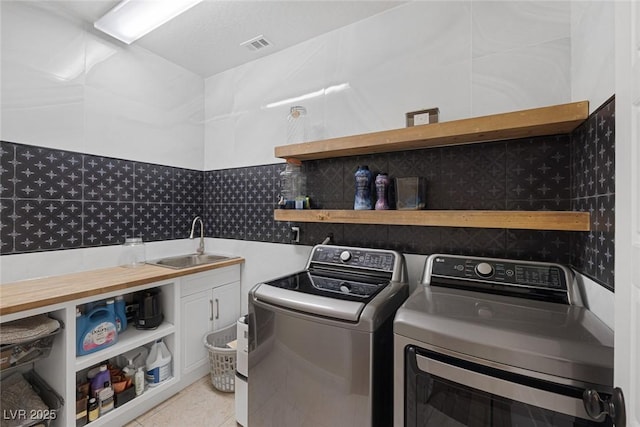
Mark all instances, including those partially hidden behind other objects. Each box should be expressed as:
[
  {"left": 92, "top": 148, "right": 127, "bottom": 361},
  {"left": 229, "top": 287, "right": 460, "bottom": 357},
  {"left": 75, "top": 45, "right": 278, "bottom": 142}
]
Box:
[
  {"left": 275, "top": 101, "right": 588, "bottom": 161},
  {"left": 274, "top": 209, "right": 591, "bottom": 232}
]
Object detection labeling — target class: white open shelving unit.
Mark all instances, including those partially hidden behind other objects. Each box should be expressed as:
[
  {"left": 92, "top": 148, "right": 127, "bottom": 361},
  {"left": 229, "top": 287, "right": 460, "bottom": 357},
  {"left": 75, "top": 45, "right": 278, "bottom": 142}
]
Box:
[{"left": 0, "top": 265, "right": 243, "bottom": 427}]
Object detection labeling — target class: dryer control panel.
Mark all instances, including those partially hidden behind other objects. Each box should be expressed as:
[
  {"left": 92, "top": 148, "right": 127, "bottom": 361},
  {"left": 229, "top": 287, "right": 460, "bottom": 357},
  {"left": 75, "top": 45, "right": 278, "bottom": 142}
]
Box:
[
  {"left": 425, "top": 254, "right": 577, "bottom": 305},
  {"left": 310, "top": 245, "right": 397, "bottom": 272}
]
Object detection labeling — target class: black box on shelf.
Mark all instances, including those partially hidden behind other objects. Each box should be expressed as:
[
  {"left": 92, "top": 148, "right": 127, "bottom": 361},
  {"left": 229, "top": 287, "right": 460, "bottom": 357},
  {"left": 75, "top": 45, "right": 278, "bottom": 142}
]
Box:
[{"left": 114, "top": 385, "right": 136, "bottom": 408}]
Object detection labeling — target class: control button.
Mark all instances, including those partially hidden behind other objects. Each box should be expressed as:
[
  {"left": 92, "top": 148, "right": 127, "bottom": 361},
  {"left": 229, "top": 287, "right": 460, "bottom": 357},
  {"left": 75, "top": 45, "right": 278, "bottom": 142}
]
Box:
[
  {"left": 339, "top": 282, "right": 351, "bottom": 293},
  {"left": 506, "top": 269, "right": 514, "bottom": 277},
  {"left": 340, "top": 251, "right": 352, "bottom": 262},
  {"left": 475, "top": 262, "right": 494, "bottom": 278},
  {"left": 454, "top": 264, "right": 464, "bottom": 271}
]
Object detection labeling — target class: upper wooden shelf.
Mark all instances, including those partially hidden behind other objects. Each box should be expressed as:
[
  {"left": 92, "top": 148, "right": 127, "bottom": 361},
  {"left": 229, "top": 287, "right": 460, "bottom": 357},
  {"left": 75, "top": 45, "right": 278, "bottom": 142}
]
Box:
[
  {"left": 275, "top": 101, "right": 589, "bottom": 161},
  {"left": 274, "top": 209, "right": 591, "bottom": 232}
]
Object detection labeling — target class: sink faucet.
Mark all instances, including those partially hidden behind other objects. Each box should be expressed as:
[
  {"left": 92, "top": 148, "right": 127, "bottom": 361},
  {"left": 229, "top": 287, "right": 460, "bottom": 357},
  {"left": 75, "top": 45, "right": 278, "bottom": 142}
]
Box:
[{"left": 189, "top": 216, "right": 205, "bottom": 255}]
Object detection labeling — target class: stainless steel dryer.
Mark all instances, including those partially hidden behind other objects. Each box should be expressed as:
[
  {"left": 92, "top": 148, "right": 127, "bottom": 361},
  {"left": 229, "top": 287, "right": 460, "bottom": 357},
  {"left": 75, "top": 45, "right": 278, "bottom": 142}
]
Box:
[
  {"left": 394, "top": 254, "right": 615, "bottom": 427},
  {"left": 249, "top": 245, "right": 408, "bottom": 427}
]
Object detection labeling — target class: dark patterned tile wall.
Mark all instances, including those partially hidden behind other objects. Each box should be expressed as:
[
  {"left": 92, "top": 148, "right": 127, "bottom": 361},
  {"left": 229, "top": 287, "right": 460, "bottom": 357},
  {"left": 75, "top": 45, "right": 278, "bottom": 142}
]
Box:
[
  {"left": 298, "top": 134, "right": 575, "bottom": 265},
  {"left": 1, "top": 97, "right": 614, "bottom": 294},
  {"left": 203, "top": 164, "right": 293, "bottom": 244},
  {"left": 0, "top": 141, "right": 203, "bottom": 254},
  {"left": 570, "top": 96, "right": 615, "bottom": 291}
]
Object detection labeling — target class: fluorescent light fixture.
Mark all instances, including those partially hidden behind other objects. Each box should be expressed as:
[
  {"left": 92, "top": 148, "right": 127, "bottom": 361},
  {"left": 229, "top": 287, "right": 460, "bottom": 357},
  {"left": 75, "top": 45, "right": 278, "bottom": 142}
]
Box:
[
  {"left": 94, "top": 0, "right": 203, "bottom": 44},
  {"left": 265, "top": 83, "right": 351, "bottom": 109}
]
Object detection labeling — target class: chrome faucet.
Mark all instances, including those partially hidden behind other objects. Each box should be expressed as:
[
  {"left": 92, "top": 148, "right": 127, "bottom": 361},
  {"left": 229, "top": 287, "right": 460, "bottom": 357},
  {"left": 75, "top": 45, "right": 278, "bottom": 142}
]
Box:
[{"left": 189, "top": 216, "right": 205, "bottom": 255}]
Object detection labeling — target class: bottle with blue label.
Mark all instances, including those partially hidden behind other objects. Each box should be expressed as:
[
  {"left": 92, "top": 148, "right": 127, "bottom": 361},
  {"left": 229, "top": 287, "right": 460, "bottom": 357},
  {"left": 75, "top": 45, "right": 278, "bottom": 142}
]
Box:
[
  {"left": 76, "top": 308, "right": 88, "bottom": 356},
  {"left": 145, "top": 339, "right": 172, "bottom": 386},
  {"left": 354, "top": 165, "right": 373, "bottom": 210},
  {"left": 77, "top": 300, "right": 118, "bottom": 356}
]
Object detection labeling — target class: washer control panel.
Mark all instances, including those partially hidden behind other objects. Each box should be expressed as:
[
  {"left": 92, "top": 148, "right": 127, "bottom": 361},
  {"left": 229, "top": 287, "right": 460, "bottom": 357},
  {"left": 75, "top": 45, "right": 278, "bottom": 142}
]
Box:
[
  {"left": 429, "top": 255, "right": 568, "bottom": 292},
  {"left": 310, "top": 245, "right": 396, "bottom": 272}
]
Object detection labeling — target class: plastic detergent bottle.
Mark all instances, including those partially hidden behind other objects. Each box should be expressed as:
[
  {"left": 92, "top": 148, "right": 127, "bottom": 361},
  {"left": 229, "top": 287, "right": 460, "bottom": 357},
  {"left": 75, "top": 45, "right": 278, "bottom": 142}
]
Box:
[
  {"left": 114, "top": 295, "right": 127, "bottom": 333},
  {"left": 135, "top": 367, "right": 145, "bottom": 396},
  {"left": 75, "top": 308, "right": 87, "bottom": 352},
  {"left": 90, "top": 365, "right": 111, "bottom": 398},
  {"left": 145, "top": 339, "right": 172, "bottom": 387},
  {"left": 77, "top": 301, "right": 118, "bottom": 356},
  {"left": 98, "top": 387, "right": 114, "bottom": 416},
  {"left": 354, "top": 165, "right": 373, "bottom": 210}
]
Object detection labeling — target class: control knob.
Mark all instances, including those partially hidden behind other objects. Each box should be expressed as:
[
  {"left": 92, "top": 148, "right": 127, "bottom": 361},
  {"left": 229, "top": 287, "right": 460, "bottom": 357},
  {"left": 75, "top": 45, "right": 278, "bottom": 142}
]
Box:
[
  {"left": 340, "top": 251, "right": 352, "bottom": 262},
  {"left": 475, "top": 262, "right": 494, "bottom": 278}
]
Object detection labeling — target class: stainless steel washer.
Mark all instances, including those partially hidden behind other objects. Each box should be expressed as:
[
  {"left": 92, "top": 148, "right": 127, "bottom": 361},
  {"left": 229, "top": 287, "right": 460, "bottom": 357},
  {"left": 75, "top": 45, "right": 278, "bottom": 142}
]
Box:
[
  {"left": 394, "top": 254, "right": 615, "bottom": 427},
  {"left": 249, "top": 245, "right": 408, "bottom": 427}
]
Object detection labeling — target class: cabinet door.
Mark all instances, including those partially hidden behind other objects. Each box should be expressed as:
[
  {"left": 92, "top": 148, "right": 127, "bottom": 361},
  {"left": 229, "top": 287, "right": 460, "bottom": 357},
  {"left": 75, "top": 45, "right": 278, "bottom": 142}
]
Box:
[
  {"left": 181, "top": 289, "right": 212, "bottom": 373},
  {"left": 211, "top": 281, "right": 241, "bottom": 331}
]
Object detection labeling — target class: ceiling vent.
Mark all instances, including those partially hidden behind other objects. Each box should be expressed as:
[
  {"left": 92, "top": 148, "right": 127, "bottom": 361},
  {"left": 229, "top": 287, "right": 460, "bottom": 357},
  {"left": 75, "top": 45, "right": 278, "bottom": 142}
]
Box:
[{"left": 240, "top": 35, "right": 272, "bottom": 52}]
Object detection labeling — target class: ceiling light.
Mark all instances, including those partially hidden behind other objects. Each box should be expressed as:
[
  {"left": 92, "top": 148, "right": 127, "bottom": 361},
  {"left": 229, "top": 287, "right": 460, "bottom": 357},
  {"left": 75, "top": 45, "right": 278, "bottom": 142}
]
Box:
[{"left": 94, "top": 0, "right": 203, "bottom": 45}]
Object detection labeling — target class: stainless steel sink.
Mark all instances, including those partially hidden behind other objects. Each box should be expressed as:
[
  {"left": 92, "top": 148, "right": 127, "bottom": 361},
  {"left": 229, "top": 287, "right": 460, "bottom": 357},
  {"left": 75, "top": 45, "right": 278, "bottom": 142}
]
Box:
[{"left": 147, "top": 254, "right": 233, "bottom": 269}]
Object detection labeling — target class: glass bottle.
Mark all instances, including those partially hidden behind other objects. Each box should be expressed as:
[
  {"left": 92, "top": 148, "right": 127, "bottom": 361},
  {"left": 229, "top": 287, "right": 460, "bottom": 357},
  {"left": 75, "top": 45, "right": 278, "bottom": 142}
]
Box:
[
  {"left": 375, "top": 173, "right": 390, "bottom": 210},
  {"left": 279, "top": 160, "right": 306, "bottom": 209},
  {"left": 120, "top": 237, "right": 146, "bottom": 267},
  {"left": 87, "top": 398, "right": 99, "bottom": 422},
  {"left": 287, "top": 106, "right": 308, "bottom": 145},
  {"left": 354, "top": 165, "right": 373, "bottom": 210}
]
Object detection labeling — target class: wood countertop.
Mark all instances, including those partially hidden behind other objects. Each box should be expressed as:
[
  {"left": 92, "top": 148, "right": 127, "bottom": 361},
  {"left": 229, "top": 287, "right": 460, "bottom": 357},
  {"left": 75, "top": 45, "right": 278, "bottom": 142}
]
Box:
[{"left": 0, "top": 257, "right": 244, "bottom": 317}]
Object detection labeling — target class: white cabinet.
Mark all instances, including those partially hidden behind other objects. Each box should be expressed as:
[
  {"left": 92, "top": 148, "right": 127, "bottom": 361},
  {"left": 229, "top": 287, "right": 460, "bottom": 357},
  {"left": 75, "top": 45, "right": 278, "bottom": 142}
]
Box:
[
  {"left": 0, "top": 261, "right": 243, "bottom": 427},
  {"left": 179, "top": 265, "right": 240, "bottom": 382}
]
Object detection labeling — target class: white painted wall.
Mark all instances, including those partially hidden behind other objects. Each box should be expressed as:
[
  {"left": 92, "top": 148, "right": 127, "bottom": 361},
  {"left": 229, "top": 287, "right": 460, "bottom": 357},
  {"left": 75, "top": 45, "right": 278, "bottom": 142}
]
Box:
[
  {"left": 0, "top": 2, "right": 205, "bottom": 170},
  {"left": 204, "top": 1, "right": 572, "bottom": 170},
  {"left": 0, "top": 239, "right": 202, "bottom": 283},
  {"left": 571, "top": 1, "right": 615, "bottom": 113}
]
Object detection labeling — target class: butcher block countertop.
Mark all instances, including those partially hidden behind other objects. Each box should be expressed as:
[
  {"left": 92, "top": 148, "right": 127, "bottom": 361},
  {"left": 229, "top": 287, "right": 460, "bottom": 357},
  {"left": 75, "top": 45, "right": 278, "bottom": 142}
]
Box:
[{"left": 0, "top": 257, "right": 244, "bottom": 317}]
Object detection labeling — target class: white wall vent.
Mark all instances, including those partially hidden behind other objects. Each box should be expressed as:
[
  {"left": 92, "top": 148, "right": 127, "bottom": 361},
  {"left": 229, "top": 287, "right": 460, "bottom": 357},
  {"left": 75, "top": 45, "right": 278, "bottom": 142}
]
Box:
[{"left": 240, "top": 35, "right": 272, "bottom": 51}]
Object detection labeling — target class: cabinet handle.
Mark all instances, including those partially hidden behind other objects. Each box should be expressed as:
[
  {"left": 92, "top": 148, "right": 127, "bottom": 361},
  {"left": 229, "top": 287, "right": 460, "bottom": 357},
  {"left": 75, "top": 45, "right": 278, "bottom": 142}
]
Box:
[
  {"left": 209, "top": 299, "right": 214, "bottom": 321},
  {"left": 215, "top": 298, "right": 219, "bottom": 320}
]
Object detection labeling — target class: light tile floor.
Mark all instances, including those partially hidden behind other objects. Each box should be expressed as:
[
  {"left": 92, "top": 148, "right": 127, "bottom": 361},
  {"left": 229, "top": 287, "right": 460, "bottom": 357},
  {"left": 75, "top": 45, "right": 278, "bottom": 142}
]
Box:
[{"left": 125, "top": 375, "right": 237, "bottom": 427}]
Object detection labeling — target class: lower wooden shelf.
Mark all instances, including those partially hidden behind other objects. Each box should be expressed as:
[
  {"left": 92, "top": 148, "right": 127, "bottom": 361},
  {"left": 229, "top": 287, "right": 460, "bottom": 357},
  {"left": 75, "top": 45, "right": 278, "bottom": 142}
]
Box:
[
  {"left": 75, "top": 322, "right": 175, "bottom": 371},
  {"left": 274, "top": 209, "right": 591, "bottom": 231}
]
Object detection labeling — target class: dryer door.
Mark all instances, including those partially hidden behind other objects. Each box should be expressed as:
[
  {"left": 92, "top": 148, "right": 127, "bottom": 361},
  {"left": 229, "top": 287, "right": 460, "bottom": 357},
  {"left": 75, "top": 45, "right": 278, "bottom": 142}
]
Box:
[{"left": 404, "top": 346, "right": 613, "bottom": 427}]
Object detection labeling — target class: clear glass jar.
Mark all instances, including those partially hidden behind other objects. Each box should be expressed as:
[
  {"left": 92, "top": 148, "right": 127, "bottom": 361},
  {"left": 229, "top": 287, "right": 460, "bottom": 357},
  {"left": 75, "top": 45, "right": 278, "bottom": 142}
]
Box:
[
  {"left": 287, "top": 106, "right": 307, "bottom": 145},
  {"left": 120, "top": 237, "right": 146, "bottom": 267},
  {"left": 279, "top": 161, "right": 307, "bottom": 209}
]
